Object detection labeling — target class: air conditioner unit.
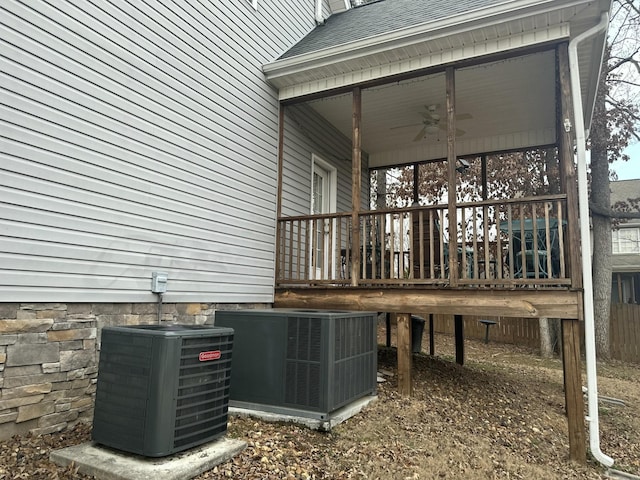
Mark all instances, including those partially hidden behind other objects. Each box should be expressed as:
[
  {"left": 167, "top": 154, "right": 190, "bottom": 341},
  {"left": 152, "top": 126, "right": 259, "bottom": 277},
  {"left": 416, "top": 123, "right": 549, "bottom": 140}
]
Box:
[
  {"left": 92, "top": 324, "right": 233, "bottom": 457},
  {"left": 215, "top": 309, "right": 376, "bottom": 419}
]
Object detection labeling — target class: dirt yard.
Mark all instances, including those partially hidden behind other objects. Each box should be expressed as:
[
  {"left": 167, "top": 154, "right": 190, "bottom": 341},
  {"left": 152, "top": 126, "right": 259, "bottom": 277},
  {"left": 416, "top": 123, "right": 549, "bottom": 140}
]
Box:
[{"left": 1, "top": 323, "right": 638, "bottom": 479}]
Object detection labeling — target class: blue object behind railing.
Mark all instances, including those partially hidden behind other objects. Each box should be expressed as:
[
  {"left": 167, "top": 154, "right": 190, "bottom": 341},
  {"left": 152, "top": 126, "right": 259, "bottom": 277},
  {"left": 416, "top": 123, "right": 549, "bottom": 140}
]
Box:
[{"left": 499, "top": 218, "right": 563, "bottom": 278}]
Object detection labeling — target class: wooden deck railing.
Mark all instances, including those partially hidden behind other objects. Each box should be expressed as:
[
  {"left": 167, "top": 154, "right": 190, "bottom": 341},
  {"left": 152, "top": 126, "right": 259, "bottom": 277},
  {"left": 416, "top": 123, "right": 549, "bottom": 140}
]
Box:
[{"left": 276, "top": 195, "right": 570, "bottom": 288}]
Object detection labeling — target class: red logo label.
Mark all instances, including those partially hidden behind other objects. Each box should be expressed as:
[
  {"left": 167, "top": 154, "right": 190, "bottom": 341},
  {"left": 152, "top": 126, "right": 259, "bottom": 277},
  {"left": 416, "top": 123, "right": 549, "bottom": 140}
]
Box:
[{"left": 199, "top": 350, "right": 221, "bottom": 362}]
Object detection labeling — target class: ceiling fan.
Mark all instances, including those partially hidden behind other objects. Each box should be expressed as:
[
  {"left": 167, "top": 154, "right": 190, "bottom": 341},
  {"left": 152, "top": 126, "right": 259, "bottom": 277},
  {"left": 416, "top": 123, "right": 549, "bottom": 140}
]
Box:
[{"left": 391, "top": 105, "right": 472, "bottom": 142}]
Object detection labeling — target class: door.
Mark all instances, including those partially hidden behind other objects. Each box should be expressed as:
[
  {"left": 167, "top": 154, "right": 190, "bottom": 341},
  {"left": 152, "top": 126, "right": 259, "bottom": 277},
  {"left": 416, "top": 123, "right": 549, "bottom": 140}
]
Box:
[{"left": 311, "top": 156, "right": 336, "bottom": 280}]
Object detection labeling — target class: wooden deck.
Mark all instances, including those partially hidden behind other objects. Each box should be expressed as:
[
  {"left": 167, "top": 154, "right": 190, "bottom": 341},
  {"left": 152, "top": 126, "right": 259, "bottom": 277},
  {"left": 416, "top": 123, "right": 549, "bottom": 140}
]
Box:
[{"left": 272, "top": 43, "right": 588, "bottom": 462}]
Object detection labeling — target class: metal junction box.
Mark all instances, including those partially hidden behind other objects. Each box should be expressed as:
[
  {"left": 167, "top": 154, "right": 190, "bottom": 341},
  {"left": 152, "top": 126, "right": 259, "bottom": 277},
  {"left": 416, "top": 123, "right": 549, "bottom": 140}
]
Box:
[
  {"left": 215, "top": 309, "right": 376, "bottom": 419},
  {"left": 92, "top": 324, "right": 233, "bottom": 457}
]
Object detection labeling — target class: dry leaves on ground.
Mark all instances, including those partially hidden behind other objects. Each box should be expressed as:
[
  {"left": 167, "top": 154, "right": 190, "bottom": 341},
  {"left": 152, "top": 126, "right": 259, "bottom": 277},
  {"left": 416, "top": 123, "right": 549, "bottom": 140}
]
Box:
[{"left": 0, "top": 333, "right": 638, "bottom": 479}]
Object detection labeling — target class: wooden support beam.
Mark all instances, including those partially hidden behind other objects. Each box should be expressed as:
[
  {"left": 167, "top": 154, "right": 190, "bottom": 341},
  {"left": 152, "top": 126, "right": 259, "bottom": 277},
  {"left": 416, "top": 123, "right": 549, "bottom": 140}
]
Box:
[
  {"left": 275, "top": 287, "right": 582, "bottom": 319},
  {"left": 561, "top": 318, "right": 587, "bottom": 463},
  {"left": 481, "top": 155, "right": 488, "bottom": 201},
  {"left": 446, "top": 66, "right": 459, "bottom": 287},
  {"left": 351, "top": 87, "right": 362, "bottom": 286},
  {"left": 386, "top": 312, "right": 392, "bottom": 347},
  {"left": 413, "top": 163, "right": 419, "bottom": 204},
  {"left": 557, "top": 43, "right": 583, "bottom": 292},
  {"left": 397, "top": 313, "right": 412, "bottom": 396},
  {"left": 429, "top": 313, "right": 435, "bottom": 356},
  {"left": 454, "top": 314, "right": 464, "bottom": 365},
  {"left": 275, "top": 104, "right": 285, "bottom": 283}
]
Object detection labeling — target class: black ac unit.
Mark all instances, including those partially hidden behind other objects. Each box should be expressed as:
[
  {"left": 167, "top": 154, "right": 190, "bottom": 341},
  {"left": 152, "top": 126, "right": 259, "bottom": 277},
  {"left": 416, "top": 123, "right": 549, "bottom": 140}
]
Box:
[
  {"left": 215, "top": 309, "right": 376, "bottom": 419},
  {"left": 92, "top": 324, "right": 233, "bottom": 457}
]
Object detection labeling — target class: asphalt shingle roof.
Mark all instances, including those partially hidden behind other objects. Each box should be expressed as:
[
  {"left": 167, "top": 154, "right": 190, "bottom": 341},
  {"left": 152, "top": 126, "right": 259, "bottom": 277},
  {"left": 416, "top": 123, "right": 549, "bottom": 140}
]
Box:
[
  {"left": 611, "top": 179, "right": 640, "bottom": 205},
  {"left": 280, "top": 0, "right": 508, "bottom": 59}
]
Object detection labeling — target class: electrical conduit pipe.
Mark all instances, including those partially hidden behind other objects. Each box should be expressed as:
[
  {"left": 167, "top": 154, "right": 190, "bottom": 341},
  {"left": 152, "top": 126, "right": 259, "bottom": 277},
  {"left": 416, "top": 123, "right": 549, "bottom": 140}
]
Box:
[{"left": 568, "top": 11, "right": 614, "bottom": 468}]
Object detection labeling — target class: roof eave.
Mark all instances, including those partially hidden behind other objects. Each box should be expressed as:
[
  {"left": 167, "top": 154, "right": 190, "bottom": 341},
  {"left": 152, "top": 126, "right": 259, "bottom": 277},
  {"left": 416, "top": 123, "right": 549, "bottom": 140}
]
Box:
[{"left": 263, "top": 0, "right": 601, "bottom": 85}]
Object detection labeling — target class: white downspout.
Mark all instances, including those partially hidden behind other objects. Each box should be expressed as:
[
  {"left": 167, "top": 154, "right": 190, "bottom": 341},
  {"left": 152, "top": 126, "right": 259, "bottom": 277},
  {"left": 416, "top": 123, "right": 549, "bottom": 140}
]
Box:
[
  {"left": 568, "top": 12, "right": 614, "bottom": 468},
  {"left": 315, "top": 0, "right": 325, "bottom": 24}
]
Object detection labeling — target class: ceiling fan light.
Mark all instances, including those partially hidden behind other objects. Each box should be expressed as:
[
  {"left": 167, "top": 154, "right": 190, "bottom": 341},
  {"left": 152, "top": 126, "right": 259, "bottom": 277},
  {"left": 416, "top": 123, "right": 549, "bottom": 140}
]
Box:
[{"left": 425, "top": 124, "right": 439, "bottom": 134}]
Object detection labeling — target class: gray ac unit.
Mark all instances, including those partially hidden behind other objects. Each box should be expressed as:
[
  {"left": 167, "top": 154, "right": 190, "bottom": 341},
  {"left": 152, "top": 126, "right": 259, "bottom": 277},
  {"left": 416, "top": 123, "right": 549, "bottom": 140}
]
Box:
[
  {"left": 215, "top": 309, "right": 376, "bottom": 419},
  {"left": 92, "top": 324, "right": 233, "bottom": 457}
]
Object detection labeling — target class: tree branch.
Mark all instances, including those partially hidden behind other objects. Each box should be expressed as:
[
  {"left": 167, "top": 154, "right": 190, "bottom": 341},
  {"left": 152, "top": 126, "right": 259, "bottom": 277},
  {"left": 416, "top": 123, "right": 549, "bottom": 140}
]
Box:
[
  {"left": 590, "top": 202, "right": 640, "bottom": 219},
  {"left": 607, "top": 51, "right": 640, "bottom": 73}
]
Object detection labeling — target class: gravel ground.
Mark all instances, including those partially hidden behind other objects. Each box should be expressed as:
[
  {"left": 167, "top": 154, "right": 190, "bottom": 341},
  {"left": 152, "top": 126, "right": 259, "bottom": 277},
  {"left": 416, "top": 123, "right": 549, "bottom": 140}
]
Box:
[{"left": 1, "top": 331, "right": 638, "bottom": 479}]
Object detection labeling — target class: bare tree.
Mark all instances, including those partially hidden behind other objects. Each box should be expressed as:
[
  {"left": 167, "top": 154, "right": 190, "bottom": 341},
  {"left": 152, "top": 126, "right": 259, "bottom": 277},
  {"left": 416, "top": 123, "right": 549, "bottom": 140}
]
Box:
[{"left": 589, "top": 0, "right": 639, "bottom": 359}]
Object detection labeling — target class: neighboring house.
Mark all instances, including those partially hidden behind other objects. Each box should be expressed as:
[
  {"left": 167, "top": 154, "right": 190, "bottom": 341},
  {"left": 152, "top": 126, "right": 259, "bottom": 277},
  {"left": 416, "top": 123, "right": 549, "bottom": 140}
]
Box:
[
  {"left": 610, "top": 179, "right": 640, "bottom": 304},
  {"left": 0, "top": 0, "right": 611, "bottom": 462}
]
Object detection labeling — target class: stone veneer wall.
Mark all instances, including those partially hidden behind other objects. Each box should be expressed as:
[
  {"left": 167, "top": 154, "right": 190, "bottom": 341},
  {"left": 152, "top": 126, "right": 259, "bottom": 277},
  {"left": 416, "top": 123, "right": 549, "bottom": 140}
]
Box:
[{"left": 0, "top": 301, "right": 268, "bottom": 440}]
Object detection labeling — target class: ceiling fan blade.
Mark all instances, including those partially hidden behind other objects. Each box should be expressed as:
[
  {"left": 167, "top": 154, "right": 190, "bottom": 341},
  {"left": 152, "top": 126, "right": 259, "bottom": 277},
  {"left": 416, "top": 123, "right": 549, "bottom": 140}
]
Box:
[
  {"left": 413, "top": 126, "right": 427, "bottom": 142},
  {"left": 456, "top": 113, "right": 473, "bottom": 121},
  {"left": 390, "top": 122, "right": 422, "bottom": 130},
  {"left": 438, "top": 124, "right": 466, "bottom": 136}
]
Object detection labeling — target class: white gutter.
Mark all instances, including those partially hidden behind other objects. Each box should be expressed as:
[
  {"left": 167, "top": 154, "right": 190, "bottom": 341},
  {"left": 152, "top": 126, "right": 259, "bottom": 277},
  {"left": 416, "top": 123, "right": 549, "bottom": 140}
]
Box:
[{"left": 568, "top": 11, "right": 614, "bottom": 468}]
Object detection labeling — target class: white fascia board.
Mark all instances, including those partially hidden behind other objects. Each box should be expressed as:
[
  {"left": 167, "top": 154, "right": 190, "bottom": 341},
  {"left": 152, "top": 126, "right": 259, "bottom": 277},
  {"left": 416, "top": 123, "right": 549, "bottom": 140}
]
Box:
[
  {"left": 264, "top": 0, "right": 601, "bottom": 95},
  {"left": 276, "top": 23, "right": 569, "bottom": 100}
]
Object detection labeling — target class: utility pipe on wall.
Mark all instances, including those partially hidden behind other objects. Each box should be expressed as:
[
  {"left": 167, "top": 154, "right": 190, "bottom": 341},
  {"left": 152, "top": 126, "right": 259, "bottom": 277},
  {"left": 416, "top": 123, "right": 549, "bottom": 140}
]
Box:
[{"left": 568, "top": 12, "right": 614, "bottom": 468}]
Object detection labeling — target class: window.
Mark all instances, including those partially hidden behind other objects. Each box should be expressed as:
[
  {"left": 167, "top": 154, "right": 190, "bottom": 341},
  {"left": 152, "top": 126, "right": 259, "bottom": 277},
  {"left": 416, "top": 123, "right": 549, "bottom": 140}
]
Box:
[{"left": 612, "top": 227, "right": 640, "bottom": 254}]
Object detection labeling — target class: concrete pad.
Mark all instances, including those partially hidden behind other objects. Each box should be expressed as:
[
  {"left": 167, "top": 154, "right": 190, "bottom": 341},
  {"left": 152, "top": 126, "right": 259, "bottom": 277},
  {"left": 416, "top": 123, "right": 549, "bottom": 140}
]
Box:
[
  {"left": 230, "top": 394, "right": 377, "bottom": 431},
  {"left": 50, "top": 437, "right": 246, "bottom": 480}
]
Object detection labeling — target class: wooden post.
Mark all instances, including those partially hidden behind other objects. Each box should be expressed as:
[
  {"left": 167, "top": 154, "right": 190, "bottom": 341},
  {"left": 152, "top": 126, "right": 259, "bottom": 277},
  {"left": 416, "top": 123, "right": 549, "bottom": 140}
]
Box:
[
  {"left": 558, "top": 45, "right": 586, "bottom": 457},
  {"left": 429, "top": 313, "right": 435, "bottom": 356},
  {"left": 454, "top": 314, "right": 464, "bottom": 365},
  {"left": 275, "top": 104, "right": 285, "bottom": 283},
  {"left": 397, "top": 313, "right": 412, "bottom": 396},
  {"left": 386, "top": 312, "right": 391, "bottom": 347},
  {"left": 351, "top": 87, "right": 362, "bottom": 286},
  {"left": 557, "top": 43, "right": 583, "bottom": 290},
  {"left": 561, "top": 318, "right": 587, "bottom": 462},
  {"left": 446, "top": 67, "right": 458, "bottom": 286},
  {"left": 413, "top": 163, "right": 419, "bottom": 204},
  {"left": 480, "top": 154, "right": 488, "bottom": 201}
]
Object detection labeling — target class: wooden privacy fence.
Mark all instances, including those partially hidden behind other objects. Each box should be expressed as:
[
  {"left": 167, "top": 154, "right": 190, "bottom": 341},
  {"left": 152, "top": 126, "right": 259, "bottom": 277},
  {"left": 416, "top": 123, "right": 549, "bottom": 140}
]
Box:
[
  {"left": 429, "top": 304, "right": 640, "bottom": 363},
  {"left": 430, "top": 314, "right": 540, "bottom": 349},
  {"left": 610, "top": 303, "right": 640, "bottom": 363}
]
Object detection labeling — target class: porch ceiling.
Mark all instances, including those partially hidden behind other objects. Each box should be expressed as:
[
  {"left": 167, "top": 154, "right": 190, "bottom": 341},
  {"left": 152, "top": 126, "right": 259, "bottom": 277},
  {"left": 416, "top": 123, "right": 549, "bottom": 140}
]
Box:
[
  {"left": 265, "top": 0, "right": 611, "bottom": 168},
  {"left": 305, "top": 50, "right": 558, "bottom": 167}
]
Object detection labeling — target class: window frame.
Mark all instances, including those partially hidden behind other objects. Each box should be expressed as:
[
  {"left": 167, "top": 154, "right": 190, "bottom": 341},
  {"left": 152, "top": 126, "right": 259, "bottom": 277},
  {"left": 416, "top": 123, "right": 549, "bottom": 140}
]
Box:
[{"left": 612, "top": 226, "right": 640, "bottom": 254}]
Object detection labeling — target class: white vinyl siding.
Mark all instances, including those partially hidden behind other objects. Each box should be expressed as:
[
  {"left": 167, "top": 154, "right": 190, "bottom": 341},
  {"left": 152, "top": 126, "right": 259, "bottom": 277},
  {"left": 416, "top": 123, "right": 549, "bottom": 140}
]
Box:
[
  {"left": 0, "top": 0, "right": 316, "bottom": 303},
  {"left": 281, "top": 103, "right": 369, "bottom": 218}
]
